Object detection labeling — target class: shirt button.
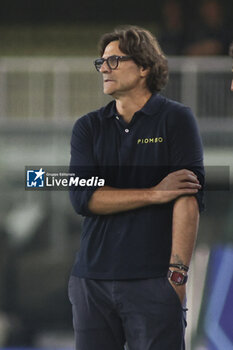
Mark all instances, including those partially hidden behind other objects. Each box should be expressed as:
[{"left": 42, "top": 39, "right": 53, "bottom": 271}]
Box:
[
  {"left": 125, "top": 128, "right": 129, "bottom": 133},
  {"left": 115, "top": 115, "right": 119, "bottom": 120}
]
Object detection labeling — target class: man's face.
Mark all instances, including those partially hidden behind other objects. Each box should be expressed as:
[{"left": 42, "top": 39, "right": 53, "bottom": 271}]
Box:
[{"left": 100, "top": 40, "right": 147, "bottom": 97}]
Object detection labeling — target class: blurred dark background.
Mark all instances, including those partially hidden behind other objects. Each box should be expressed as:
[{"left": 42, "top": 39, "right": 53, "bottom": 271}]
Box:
[
  {"left": 0, "top": 0, "right": 232, "bottom": 55},
  {"left": 0, "top": 0, "right": 232, "bottom": 24}
]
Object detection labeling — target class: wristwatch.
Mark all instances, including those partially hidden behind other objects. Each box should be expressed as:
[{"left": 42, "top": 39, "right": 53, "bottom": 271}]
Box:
[{"left": 167, "top": 269, "right": 188, "bottom": 285}]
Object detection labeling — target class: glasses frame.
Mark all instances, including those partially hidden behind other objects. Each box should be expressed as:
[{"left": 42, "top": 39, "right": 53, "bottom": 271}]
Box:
[{"left": 94, "top": 55, "right": 132, "bottom": 72}]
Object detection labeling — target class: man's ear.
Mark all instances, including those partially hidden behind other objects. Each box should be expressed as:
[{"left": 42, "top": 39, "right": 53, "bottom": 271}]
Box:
[{"left": 140, "top": 66, "right": 150, "bottom": 78}]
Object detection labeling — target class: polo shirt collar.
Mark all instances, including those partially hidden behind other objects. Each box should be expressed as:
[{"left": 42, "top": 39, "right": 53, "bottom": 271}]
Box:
[
  {"left": 102, "top": 100, "right": 116, "bottom": 118},
  {"left": 140, "top": 93, "right": 165, "bottom": 115},
  {"left": 102, "top": 93, "right": 165, "bottom": 118}
]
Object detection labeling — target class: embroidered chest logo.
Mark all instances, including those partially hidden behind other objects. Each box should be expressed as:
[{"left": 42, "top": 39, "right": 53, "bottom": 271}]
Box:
[{"left": 137, "top": 137, "right": 164, "bottom": 144}]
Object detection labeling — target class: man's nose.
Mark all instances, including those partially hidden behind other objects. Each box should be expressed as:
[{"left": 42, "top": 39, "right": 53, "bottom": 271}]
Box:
[
  {"left": 231, "top": 79, "right": 233, "bottom": 92},
  {"left": 99, "top": 61, "right": 111, "bottom": 73}
]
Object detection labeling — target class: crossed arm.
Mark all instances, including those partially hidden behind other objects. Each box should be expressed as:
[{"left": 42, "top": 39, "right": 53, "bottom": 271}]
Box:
[
  {"left": 88, "top": 171, "right": 200, "bottom": 262},
  {"left": 88, "top": 168, "right": 200, "bottom": 303},
  {"left": 88, "top": 169, "right": 201, "bottom": 214}
]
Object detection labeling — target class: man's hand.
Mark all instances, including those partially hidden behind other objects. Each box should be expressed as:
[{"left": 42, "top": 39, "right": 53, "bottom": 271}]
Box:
[{"left": 151, "top": 169, "right": 201, "bottom": 204}]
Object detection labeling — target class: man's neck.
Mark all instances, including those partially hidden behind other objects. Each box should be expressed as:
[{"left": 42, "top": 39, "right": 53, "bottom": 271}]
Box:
[{"left": 115, "top": 90, "right": 152, "bottom": 124}]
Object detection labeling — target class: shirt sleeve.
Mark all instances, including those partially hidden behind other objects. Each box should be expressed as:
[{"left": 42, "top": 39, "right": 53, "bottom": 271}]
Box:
[
  {"left": 69, "top": 116, "right": 100, "bottom": 217},
  {"left": 167, "top": 105, "right": 205, "bottom": 212}
]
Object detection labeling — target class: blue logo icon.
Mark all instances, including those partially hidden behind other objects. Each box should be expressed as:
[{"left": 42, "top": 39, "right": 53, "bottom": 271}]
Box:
[{"left": 27, "top": 168, "right": 45, "bottom": 187}]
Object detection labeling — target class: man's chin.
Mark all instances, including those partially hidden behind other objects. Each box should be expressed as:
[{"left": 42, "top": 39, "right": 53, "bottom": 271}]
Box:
[{"left": 103, "top": 88, "right": 115, "bottom": 96}]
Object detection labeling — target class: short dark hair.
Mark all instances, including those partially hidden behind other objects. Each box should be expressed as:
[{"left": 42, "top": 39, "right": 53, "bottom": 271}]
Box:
[
  {"left": 229, "top": 42, "right": 233, "bottom": 58},
  {"left": 99, "top": 25, "right": 169, "bottom": 93}
]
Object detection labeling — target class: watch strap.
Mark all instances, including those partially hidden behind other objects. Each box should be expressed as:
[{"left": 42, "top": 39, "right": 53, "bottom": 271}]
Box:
[{"left": 169, "top": 263, "right": 189, "bottom": 272}]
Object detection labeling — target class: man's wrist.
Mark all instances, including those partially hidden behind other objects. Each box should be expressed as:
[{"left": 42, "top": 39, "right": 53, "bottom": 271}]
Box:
[{"left": 148, "top": 187, "right": 163, "bottom": 204}]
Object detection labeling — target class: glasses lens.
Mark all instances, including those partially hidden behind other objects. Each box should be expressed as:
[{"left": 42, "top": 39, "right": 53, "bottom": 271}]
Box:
[
  {"left": 94, "top": 58, "right": 104, "bottom": 71},
  {"left": 107, "top": 56, "right": 118, "bottom": 69}
]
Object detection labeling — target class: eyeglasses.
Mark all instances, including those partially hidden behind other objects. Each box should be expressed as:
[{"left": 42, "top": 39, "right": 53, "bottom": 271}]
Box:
[{"left": 94, "top": 55, "right": 132, "bottom": 72}]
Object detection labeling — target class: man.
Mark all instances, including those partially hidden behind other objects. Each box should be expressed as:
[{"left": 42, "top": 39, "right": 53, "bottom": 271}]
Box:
[{"left": 69, "top": 26, "right": 204, "bottom": 350}]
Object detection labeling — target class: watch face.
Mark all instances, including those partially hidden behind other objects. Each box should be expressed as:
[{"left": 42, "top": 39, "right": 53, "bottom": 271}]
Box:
[{"left": 171, "top": 271, "right": 184, "bottom": 284}]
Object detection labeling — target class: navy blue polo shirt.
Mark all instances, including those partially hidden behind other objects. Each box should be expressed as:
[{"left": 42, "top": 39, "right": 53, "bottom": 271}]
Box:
[{"left": 69, "top": 93, "right": 204, "bottom": 280}]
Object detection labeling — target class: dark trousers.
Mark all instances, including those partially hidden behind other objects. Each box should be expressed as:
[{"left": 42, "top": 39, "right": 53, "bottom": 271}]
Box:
[{"left": 68, "top": 276, "right": 187, "bottom": 350}]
